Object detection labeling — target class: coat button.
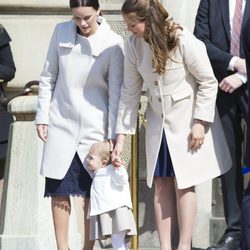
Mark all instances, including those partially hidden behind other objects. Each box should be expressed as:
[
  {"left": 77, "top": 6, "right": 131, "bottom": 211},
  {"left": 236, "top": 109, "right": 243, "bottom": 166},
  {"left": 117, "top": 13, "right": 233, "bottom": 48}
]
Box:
[
  {"left": 154, "top": 80, "right": 158, "bottom": 85},
  {"left": 158, "top": 97, "right": 162, "bottom": 102}
]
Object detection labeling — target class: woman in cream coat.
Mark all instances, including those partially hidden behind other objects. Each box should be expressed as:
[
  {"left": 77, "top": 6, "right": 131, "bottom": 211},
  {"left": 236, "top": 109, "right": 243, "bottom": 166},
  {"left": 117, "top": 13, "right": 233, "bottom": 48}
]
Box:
[
  {"left": 112, "top": 1, "right": 232, "bottom": 250},
  {"left": 35, "top": 0, "right": 124, "bottom": 249}
]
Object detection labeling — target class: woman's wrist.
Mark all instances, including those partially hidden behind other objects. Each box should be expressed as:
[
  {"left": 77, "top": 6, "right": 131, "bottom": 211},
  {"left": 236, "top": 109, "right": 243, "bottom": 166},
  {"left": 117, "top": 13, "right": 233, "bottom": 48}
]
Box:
[
  {"left": 194, "top": 119, "right": 208, "bottom": 126},
  {"left": 116, "top": 134, "right": 125, "bottom": 144}
]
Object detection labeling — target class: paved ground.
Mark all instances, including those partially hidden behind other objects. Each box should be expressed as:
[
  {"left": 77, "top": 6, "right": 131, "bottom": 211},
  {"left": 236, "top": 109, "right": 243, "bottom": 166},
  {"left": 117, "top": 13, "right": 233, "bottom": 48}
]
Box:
[
  {"left": 94, "top": 247, "right": 206, "bottom": 250},
  {"left": 102, "top": 248, "right": 206, "bottom": 250}
]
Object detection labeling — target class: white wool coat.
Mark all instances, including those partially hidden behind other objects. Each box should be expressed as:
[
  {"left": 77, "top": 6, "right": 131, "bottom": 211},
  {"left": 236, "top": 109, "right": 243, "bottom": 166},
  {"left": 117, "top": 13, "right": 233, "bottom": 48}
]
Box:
[
  {"left": 116, "top": 27, "right": 232, "bottom": 189},
  {"left": 36, "top": 17, "right": 124, "bottom": 179}
]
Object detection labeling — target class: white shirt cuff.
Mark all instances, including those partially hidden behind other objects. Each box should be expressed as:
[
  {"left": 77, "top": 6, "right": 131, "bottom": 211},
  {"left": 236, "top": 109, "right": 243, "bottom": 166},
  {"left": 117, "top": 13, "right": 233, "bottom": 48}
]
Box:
[
  {"left": 228, "top": 56, "right": 238, "bottom": 71},
  {"left": 235, "top": 72, "right": 247, "bottom": 84}
]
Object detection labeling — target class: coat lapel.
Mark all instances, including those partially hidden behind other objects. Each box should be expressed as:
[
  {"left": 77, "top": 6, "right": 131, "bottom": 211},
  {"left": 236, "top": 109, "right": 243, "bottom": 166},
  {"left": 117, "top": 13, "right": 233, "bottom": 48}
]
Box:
[
  {"left": 89, "top": 17, "right": 111, "bottom": 57},
  {"left": 239, "top": 0, "right": 250, "bottom": 57},
  {"left": 57, "top": 17, "right": 112, "bottom": 56},
  {"left": 58, "top": 20, "right": 76, "bottom": 48},
  {"left": 219, "top": 0, "right": 231, "bottom": 42},
  {"left": 242, "top": 0, "right": 250, "bottom": 27}
]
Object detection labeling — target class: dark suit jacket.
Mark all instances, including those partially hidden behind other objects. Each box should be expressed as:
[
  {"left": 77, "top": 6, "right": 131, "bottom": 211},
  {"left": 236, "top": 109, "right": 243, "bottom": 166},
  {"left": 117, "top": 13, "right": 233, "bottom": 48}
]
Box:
[
  {"left": 0, "top": 25, "right": 15, "bottom": 160},
  {"left": 194, "top": 0, "right": 250, "bottom": 120},
  {"left": 0, "top": 25, "right": 15, "bottom": 82},
  {"left": 243, "top": 17, "right": 250, "bottom": 166}
]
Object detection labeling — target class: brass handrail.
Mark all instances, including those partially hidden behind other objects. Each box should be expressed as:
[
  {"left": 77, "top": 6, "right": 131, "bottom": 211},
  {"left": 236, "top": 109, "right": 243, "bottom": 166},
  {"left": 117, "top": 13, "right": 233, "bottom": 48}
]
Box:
[{"left": 130, "top": 121, "right": 139, "bottom": 250}]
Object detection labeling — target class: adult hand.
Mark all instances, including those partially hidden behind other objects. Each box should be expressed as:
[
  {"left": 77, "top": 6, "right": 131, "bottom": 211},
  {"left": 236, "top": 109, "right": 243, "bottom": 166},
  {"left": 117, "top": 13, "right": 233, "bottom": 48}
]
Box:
[
  {"left": 36, "top": 124, "right": 48, "bottom": 142},
  {"left": 111, "top": 134, "right": 125, "bottom": 167},
  {"left": 234, "top": 58, "right": 246, "bottom": 74},
  {"left": 219, "top": 74, "right": 243, "bottom": 93},
  {"left": 188, "top": 120, "right": 205, "bottom": 150}
]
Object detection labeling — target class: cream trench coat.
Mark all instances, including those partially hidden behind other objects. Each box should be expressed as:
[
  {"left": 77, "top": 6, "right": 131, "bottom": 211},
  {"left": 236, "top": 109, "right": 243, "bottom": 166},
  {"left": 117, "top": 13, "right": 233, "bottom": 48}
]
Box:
[
  {"left": 116, "top": 27, "right": 232, "bottom": 189},
  {"left": 36, "top": 17, "right": 124, "bottom": 179}
]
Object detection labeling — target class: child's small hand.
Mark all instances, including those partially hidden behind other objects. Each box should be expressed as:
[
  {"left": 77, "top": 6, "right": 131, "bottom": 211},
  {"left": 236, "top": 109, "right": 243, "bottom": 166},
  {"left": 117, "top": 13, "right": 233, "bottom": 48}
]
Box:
[
  {"left": 112, "top": 156, "right": 124, "bottom": 168},
  {"left": 111, "top": 134, "right": 125, "bottom": 167}
]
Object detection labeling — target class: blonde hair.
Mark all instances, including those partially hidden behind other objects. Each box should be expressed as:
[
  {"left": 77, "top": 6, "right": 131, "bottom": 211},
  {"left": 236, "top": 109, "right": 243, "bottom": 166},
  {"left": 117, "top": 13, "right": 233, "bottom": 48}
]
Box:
[
  {"left": 91, "top": 141, "right": 111, "bottom": 163},
  {"left": 122, "top": 0, "right": 182, "bottom": 75}
]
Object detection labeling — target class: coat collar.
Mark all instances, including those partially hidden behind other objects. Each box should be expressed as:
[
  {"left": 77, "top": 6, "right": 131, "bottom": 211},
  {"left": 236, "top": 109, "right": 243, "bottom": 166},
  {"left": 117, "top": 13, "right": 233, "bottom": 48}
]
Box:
[
  {"left": 59, "top": 16, "right": 111, "bottom": 57},
  {"left": 58, "top": 20, "right": 76, "bottom": 48}
]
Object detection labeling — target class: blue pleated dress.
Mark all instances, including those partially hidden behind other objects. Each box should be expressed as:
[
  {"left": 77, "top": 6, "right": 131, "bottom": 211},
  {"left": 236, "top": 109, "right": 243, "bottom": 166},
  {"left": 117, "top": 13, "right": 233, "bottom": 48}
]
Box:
[
  {"left": 154, "top": 130, "right": 175, "bottom": 177},
  {"left": 44, "top": 153, "right": 92, "bottom": 198}
]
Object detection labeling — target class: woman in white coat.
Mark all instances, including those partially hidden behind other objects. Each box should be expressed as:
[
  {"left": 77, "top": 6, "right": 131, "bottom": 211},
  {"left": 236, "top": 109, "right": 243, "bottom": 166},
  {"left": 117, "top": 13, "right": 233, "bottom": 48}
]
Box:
[
  {"left": 112, "top": 0, "right": 232, "bottom": 250},
  {"left": 35, "top": 0, "right": 124, "bottom": 249}
]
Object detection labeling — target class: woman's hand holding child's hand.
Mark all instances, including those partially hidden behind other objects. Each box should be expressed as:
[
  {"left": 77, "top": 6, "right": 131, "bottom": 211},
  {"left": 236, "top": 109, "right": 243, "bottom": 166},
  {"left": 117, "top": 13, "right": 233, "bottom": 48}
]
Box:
[{"left": 111, "top": 134, "right": 125, "bottom": 168}]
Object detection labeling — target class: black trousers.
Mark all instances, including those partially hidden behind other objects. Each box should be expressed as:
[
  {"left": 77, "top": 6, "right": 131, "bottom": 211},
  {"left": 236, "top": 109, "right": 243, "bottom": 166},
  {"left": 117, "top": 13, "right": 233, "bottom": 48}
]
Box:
[{"left": 218, "top": 102, "right": 244, "bottom": 239}]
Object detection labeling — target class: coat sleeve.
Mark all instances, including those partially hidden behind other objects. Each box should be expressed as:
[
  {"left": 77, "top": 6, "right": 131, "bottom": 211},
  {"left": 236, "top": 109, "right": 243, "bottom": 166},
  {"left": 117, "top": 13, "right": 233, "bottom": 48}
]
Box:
[
  {"left": 193, "top": 0, "right": 232, "bottom": 74},
  {"left": 111, "top": 166, "right": 128, "bottom": 186},
  {"left": 0, "top": 27, "right": 16, "bottom": 83},
  {"left": 180, "top": 28, "right": 218, "bottom": 122},
  {"left": 108, "top": 36, "right": 124, "bottom": 139},
  {"left": 115, "top": 38, "right": 143, "bottom": 135},
  {"left": 35, "top": 25, "right": 59, "bottom": 125}
]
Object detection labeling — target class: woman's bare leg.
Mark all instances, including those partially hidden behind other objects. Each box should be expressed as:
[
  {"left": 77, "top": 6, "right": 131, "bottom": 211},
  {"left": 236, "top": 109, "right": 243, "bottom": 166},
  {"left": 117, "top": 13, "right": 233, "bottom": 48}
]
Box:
[
  {"left": 51, "top": 196, "right": 71, "bottom": 250},
  {"left": 154, "top": 176, "right": 177, "bottom": 250},
  {"left": 82, "top": 197, "right": 95, "bottom": 250},
  {"left": 175, "top": 183, "right": 197, "bottom": 250}
]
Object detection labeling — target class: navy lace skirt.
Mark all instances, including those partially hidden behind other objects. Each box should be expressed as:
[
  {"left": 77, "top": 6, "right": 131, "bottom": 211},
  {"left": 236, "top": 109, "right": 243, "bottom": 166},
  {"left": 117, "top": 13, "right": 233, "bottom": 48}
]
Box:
[
  {"left": 44, "top": 153, "right": 92, "bottom": 198},
  {"left": 154, "top": 131, "right": 175, "bottom": 177}
]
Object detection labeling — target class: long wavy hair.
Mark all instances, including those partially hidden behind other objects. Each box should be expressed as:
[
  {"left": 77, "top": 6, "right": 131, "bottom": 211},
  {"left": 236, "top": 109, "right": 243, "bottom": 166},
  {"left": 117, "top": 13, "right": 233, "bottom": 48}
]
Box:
[
  {"left": 69, "top": 0, "right": 99, "bottom": 10},
  {"left": 122, "top": 0, "right": 182, "bottom": 75}
]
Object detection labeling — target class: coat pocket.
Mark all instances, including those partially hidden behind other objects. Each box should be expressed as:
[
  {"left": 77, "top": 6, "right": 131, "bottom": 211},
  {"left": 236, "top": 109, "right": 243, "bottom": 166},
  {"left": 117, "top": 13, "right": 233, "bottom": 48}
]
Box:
[{"left": 171, "top": 87, "right": 193, "bottom": 102}]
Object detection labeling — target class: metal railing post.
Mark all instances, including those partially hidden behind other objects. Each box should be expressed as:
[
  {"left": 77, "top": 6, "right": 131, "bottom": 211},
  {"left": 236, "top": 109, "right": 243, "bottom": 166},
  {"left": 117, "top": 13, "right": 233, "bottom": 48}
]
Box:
[{"left": 130, "top": 119, "right": 139, "bottom": 250}]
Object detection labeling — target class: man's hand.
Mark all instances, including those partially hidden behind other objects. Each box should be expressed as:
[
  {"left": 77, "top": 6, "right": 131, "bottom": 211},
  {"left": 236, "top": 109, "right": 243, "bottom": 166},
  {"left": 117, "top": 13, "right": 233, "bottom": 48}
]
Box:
[{"left": 219, "top": 74, "right": 243, "bottom": 93}]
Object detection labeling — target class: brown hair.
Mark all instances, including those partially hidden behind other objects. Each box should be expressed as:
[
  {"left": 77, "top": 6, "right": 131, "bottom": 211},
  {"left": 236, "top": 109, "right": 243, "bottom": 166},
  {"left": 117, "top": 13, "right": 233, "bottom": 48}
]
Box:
[{"left": 122, "top": 0, "right": 182, "bottom": 75}]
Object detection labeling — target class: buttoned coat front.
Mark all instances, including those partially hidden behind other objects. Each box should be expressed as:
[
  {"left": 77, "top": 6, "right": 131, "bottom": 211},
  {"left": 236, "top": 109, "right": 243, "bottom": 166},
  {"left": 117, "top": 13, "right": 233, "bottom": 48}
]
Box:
[
  {"left": 116, "top": 27, "right": 232, "bottom": 189},
  {"left": 36, "top": 18, "right": 124, "bottom": 179}
]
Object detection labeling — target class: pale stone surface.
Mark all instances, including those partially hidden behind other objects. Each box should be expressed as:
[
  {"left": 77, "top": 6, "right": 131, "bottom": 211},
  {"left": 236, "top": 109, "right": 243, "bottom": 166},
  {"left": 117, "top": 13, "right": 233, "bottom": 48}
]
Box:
[
  {"left": 0, "top": 0, "right": 68, "bottom": 8},
  {"left": 162, "top": 0, "right": 200, "bottom": 31},
  {"left": 193, "top": 181, "right": 213, "bottom": 248},
  {"left": 0, "top": 0, "right": 125, "bottom": 9},
  {"left": 8, "top": 95, "right": 37, "bottom": 114},
  {"left": 1, "top": 15, "right": 69, "bottom": 90},
  {"left": 0, "top": 96, "right": 81, "bottom": 249}
]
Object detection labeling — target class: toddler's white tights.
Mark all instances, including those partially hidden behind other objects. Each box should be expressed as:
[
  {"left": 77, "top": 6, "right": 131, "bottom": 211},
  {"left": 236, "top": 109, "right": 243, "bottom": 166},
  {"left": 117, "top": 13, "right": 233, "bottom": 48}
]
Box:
[{"left": 111, "top": 230, "right": 128, "bottom": 250}]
